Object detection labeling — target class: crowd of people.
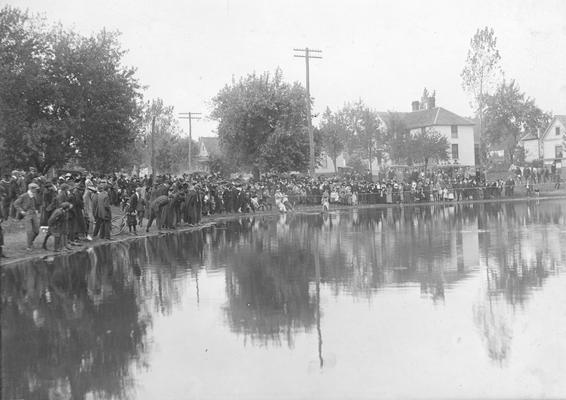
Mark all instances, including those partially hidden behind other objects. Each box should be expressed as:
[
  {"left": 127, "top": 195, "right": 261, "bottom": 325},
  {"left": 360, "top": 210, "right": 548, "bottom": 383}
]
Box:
[{"left": 0, "top": 164, "right": 558, "bottom": 259}]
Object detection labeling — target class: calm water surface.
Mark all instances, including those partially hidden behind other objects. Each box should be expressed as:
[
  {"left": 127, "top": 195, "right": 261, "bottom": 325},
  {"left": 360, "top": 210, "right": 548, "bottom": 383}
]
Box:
[{"left": 2, "top": 201, "right": 566, "bottom": 399}]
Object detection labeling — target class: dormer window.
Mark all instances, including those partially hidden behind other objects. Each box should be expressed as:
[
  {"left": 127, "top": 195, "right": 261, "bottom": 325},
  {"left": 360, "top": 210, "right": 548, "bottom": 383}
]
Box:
[{"left": 557, "top": 127, "right": 561, "bottom": 136}]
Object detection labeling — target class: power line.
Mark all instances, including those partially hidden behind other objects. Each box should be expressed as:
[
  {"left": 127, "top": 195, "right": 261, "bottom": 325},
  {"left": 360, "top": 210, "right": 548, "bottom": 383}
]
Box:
[
  {"left": 294, "top": 47, "right": 322, "bottom": 176},
  {"left": 179, "top": 112, "right": 202, "bottom": 172}
]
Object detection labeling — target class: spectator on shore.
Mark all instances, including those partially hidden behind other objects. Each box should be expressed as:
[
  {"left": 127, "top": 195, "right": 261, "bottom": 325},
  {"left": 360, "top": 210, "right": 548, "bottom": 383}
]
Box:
[
  {"left": 47, "top": 202, "right": 73, "bottom": 252},
  {"left": 93, "top": 185, "right": 112, "bottom": 240},
  {"left": 13, "top": 182, "right": 41, "bottom": 251}
]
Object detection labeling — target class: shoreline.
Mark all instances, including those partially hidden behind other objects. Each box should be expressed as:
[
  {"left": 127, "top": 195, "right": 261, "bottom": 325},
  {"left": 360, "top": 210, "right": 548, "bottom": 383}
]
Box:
[{"left": 2, "top": 193, "right": 565, "bottom": 267}]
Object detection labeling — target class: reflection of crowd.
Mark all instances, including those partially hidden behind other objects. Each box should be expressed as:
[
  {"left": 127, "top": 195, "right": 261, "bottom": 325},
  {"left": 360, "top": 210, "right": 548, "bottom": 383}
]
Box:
[{"left": 0, "top": 165, "right": 557, "bottom": 257}]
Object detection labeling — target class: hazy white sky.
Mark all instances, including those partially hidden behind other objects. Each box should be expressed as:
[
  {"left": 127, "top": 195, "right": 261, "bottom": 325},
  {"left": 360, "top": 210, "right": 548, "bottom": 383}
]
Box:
[{"left": 8, "top": 0, "right": 566, "bottom": 138}]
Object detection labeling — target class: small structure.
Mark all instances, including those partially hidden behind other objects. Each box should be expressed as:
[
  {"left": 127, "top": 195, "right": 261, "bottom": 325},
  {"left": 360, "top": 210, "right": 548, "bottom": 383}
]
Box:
[
  {"left": 518, "top": 131, "right": 541, "bottom": 163},
  {"left": 195, "top": 136, "right": 221, "bottom": 172},
  {"left": 540, "top": 115, "right": 566, "bottom": 166},
  {"left": 315, "top": 152, "right": 347, "bottom": 174}
]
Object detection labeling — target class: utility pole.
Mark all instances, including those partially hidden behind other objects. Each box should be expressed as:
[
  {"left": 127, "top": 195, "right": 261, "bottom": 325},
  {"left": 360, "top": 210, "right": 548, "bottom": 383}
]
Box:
[
  {"left": 151, "top": 116, "right": 156, "bottom": 176},
  {"left": 294, "top": 47, "right": 322, "bottom": 176},
  {"left": 179, "top": 112, "right": 202, "bottom": 172}
]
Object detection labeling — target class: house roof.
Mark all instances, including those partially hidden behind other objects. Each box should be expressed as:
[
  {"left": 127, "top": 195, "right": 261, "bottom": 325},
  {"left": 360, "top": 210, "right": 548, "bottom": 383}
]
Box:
[
  {"left": 199, "top": 136, "right": 220, "bottom": 157},
  {"left": 541, "top": 115, "right": 566, "bottom": 140},
  {"left": 519, "top": 132, "right": 539, "bottom": 141},
  {"left": 378, "top": 107, "right": 474, "bottom": 130}
]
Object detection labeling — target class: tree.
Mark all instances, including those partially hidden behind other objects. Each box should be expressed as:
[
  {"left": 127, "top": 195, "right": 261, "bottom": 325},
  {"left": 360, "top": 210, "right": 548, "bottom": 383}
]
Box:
[
  {"left": 67, "top": 30, "right": 143, "bottom": 172},
  {"left": 0, "top": 6, "right": 143, "bottom": 174},
  {"left": 461, "top": 27, "right": 503, "bottom": 162},
  {"left": 319, "top": 107, "right": 347, "bottom": 173},
  {"left": 483, "top": 80, "right": 551, "bottom": 164},
  {"left": 408, "top": 128, "right": 449, "bottom": 169},
  {"left": 0, "top": 7, "right": 71, "bottom": 173},
  {"left": 211, "top": 68, "right": 318, "bottom": 174},
  {"left": 382, "top": 112, "right": 411, "bottom": 164},
  {"left": 140, "top": 98, "right": 199, "bottom": 175},
  {"left": 339, "top": 100, "right": 384, "bottom": 173}
]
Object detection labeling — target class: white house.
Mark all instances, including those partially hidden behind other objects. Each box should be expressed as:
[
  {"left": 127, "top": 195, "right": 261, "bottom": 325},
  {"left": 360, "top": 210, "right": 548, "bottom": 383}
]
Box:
[
  {"left": 316, "top": 152, "right": 347, "bottom": 174},
  {"left": 518, "top": 131, "right": 541, "bottom": 162},
  {"left": 540, "top": 115, "right": 566, "bottom": 166},
  {"left": 377, "top": 99, "right": 476, "bottom": 167}
]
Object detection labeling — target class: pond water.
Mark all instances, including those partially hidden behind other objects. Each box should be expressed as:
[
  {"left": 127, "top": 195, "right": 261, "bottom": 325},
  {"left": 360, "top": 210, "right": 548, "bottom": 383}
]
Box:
[{"left": 2, "top": 201, "right": 566, "bottom": 399}]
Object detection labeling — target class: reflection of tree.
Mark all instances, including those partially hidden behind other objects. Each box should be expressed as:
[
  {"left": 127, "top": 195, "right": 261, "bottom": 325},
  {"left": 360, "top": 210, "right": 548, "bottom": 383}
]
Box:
[
  {"left": 1, "top": 250, "right": 151, "bottom": 400},
  {"left": 223, "top": 243, "right": 316, "bottom": 347},
  {"left": 474, "top": 201, "right": 559, "bottom": 363}
]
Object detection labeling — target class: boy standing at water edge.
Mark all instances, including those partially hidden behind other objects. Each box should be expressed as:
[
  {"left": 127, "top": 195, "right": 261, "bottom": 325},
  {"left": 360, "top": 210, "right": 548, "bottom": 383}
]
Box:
[{"left": 13, "top": 182, "right": 41, "bottom": 251}]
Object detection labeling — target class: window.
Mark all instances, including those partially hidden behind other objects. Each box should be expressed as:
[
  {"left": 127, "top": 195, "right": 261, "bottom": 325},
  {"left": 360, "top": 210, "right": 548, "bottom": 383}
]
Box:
[
  {"left": 451, "top": 125, "right": 458, "bottom": 139},
  {"left": 555, "top": 145, "right": 563, "bottom": 159},
  {"left": 557, "top": 127, "right": 561, "bottom": 136},
  {"left": 452, "top": 144, "right": 459, "bottom": 160}
]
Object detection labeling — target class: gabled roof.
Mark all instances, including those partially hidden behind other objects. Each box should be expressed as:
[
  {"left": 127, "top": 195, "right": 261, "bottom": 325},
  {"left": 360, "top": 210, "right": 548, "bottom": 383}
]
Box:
[
  {"left": 541, "top": 115, "right": 566, "bottom": 140},
  {"left": 199, "top": 136, "right": 220, "bottom": 157},
  {"left": 378, "top": 107, "right": 474, "bottom": 130},
  {"left": 519, "top": 132, "right": 539, "bottom": 142}
]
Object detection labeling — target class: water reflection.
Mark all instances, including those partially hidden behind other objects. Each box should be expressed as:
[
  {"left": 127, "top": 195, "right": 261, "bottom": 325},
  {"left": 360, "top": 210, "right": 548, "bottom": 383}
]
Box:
[{"left": 2, "top": 201, "right": 565, "bottom": 398}]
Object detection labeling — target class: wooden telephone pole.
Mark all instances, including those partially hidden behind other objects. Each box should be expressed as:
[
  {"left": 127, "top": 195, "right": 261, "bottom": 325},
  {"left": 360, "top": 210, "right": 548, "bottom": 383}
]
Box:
[
  {"left": 294, "top": 47, "right": 322, "bottom": 176},
  {"left": 179, "top": 112, "right": 201, "bottom": 172}
]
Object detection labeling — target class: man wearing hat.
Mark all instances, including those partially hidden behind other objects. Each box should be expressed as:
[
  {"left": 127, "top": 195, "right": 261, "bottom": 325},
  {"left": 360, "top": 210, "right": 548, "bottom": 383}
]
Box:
[
  {"left": 83, "top": 183, "right": 96, "bottom": 241},
  {"left": 47, "top": 202, "right": 73, "bottom": 252},
  {"left": 13, "top": 182, "right": 41, "bottom": 250}
]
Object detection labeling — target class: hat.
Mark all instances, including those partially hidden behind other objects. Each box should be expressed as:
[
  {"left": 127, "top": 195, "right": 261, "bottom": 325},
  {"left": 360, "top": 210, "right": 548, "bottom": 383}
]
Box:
[
  {"left": 28, "top": 182, "right": 39, "bottom": 190},
  {"left": 60, "top": 202, "right": 72, "bottom": 210}
]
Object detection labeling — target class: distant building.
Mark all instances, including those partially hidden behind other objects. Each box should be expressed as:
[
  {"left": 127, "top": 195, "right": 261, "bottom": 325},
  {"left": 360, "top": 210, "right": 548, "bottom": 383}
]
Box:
[
  {"left": 518, "top": 131, "right": 541, "bottom": 163},
  {"left": 540, "top": 115, "right": 566, "bottom": 166},
  {"left": 195, "top": 136, "right": 220, "bottom": 172},
  {"left": 316, "top": 152, "right": 347, "bottom": 174},
  {"left": 377, "top": 96, "right": 476, "bottom": 167}
]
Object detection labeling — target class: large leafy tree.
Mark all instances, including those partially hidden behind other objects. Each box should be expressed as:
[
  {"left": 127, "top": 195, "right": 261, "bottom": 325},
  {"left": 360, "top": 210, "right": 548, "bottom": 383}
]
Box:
[
  {"left": 319, "top": 107, "right": 347, "bottom": 173},
  {"left": 483, "top": 80, "right": 551, "bottom": 164},
  {"left": 136, "top": 98, "right": 199, "bottom": 175},
  {"left": 382, "top": 111, "right": 411, "bottom": 164},
  {"left": 211, "top": 68, "right": 318, "bottom": 174},
  {"left": 408, "top": 128, "right": 449, "bottom": 169},
  {"left": 0, "top": 6, "right": 143, "bottom": 174},
  {"left": 461, "top": 27, "right": 503, "bottom": 164},
  {"left": 0, "top": 7, "right": 71, "bottom": 173},
  {"left": 341, "top": 101, "right": 384, "bottom": 172}
]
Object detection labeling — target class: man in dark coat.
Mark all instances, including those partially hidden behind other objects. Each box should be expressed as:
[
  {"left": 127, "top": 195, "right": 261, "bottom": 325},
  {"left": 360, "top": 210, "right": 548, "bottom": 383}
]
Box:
[
  {"left": 47, "top": 202, "right": 72, "bottom": 251},
  {"left": 93, "top": 185, "right": 112, "bottom": 239},
  {"left": 146, "top": 194, "right": 170, "bottom": 232}
]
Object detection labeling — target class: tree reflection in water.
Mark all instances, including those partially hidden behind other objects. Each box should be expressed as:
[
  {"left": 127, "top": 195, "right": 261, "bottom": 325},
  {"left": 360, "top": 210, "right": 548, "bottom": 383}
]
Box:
[
  {"left": 2, "top": 201, "right": 564, "bottom": 397},
  {"left": 1, "top": 247, "right": 151, "bottom": 400},
  {"left": 473, "top": 202, "right": 558, "bottom": 364}
]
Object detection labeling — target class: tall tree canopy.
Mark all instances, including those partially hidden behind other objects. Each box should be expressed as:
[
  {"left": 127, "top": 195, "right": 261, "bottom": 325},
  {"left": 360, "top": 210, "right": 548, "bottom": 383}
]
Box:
[
  {"left": 211, "top": 68, "right": 319, "bottom": 174},
  {"left": 483, "top": 80, "right": 551, "bottom": 164},
  {"left": 461, "top": 27, "right": 503, "bottom": 165},
  {"left": 0, "top": 6, "right": 143, "bottom": 173},
  {"left": 408, "top": 128, "right": 449, "bottom": 168},
  {"left": 333, "top": 100, "right": 383, "bottom": 172},
  {"left": 461, "top": 27, "right": 503, "bottom": 113},
  {"left": 319, "top": 107, "right": 347, "bottom": 173}
]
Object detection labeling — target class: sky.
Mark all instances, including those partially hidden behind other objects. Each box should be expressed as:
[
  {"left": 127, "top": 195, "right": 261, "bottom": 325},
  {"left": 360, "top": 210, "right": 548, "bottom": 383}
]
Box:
[{"left": 7, "top": 0, "right": 566, "bottom": 138}]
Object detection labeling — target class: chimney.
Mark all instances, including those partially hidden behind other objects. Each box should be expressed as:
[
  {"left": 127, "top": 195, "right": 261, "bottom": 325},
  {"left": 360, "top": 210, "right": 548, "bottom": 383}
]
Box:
[
  {"left": 411, "top": 101, "right": 420, "bottom": 112},
  {"left": 427, "top": 96, "right": 435, "bottom": 109}
]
